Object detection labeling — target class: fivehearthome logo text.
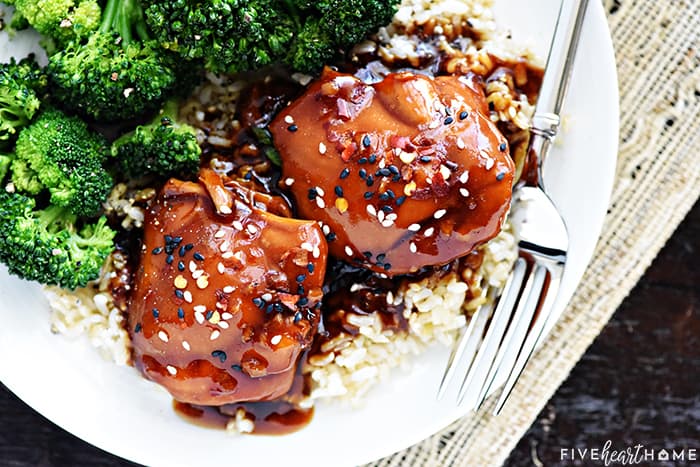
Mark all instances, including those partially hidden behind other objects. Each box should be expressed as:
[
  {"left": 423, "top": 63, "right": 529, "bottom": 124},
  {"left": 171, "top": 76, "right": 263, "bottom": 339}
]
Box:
[{"left": 560, "top": 440, "right": 697, "bottom": 464}]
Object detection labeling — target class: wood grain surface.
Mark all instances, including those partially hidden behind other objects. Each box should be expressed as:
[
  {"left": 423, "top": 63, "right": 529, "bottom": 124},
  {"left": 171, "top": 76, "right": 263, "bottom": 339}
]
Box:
[{"left": 1, "top": 201, "right": 698, "bottom": 467}]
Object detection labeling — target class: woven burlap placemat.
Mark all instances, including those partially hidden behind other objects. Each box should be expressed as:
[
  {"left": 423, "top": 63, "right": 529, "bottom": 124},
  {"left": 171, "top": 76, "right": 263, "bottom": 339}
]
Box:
[{"left": 368, "top": 1, "right": 700, "bottom": 465}]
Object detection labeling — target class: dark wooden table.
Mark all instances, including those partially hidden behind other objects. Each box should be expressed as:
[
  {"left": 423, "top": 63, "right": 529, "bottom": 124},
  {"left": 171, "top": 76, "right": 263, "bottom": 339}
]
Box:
[{"left": 1, "top": 201, "right": 698, "bottom": 467}]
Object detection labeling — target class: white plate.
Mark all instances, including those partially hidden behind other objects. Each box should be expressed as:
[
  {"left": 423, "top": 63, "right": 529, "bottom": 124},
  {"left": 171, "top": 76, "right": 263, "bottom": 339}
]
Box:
[{"left": 0, "top": 1, "right": 618, "bottom": 466}]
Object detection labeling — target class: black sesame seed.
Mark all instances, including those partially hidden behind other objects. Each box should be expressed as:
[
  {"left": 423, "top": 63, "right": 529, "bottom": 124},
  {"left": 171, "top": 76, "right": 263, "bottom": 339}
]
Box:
[
  {"left": 297, "top": 285, "right": 305, "bottom": 295},
  {"left": 152, "top": 247, "right": 163, "bottom": 255},
  {"left": 327, "top": 232, "right": 337, "bottom": 242},
  {"left": 386, "top": 189, "right": 396, "bottom": 198},
  {"left": 185, "top": 244, "right": 194, "bottom": 251},
  {"left": 459, "top": 111, "right": 469, "bottom": 120},
  {"left": 178, "top": 261, "right": 185, "bottom": 271},
  {"left": 165, "top": 235, "right": 173, "bottom": 244},
  {"left": 444, "top": 116, "right": 454, "bottom": 125},
  {"left": 266, "top": 303, "right": 274, "bottom": 313},
  {"left": 377, "top": 168, "right": 391, "bottom": 177},
  {"left": 363, "top": 251, "right": 373, "bottom": 258},
  {"left": 293, "top": 311, "right": 303, "bottom": 323},
  {"left": 379, "top": 192, "right": 390, "bottom": 201},
  {"left": 296, "top": 274, "right": 306, "bottom": 282},
  {"left": 193, "top": 252, "right": 205, "bottom": 261},
  {"left": 152, "top": 308, "right": 159, "bottom": 318},
  {"left": 173, "top": 236, "right": 183, "bottom": 245},
  {"left": 205, "top": 310, "right": 213, "bottom": 320},
  {"left": 362, "top": 135, "right": 371, "bottom": 147},
  {"left": 364, "top": 191, "right": 374, "bottom": 199},
  {"left": 499, "top": 142, "right": 507, "bottom": 152},
  {"left": 389, "top": 165, "right": 399, "bottom": 175},
  {"left": 488, "top": 101, "right": 495, "bottom": 111},
  {"left": 392, "top": 175, "right": 401, "bottom": 182},
  {"left": 175, "top": 289, "right": 184, "bottom": 299},
  {"left": 244, "top": 171, "right": 253, "bottom": 180},
  {"left": 179, "top": 245, "right": 187, "bottom": 257},
  {"left": 340, "top": 168, "right": 351, "bottom": 179},
  {"left": 308, "top": 188, "right": 318, "bottom": 200},
  {"left": 376, "top": 253, "right": 386, "bottom": 262},
  {"left": 297, "top": 297, "right": 309, "bottom": 306},
  {"left": 396, "top": 196, "right": 406, "bottom": 206},
  {"left": 369, "top": 154, "right": 377, "bottom": 163},
  {"left": 178, "top": 308, "right": 185, "bottom": 319},
  {"left": 496, "top": 172, "right": 506, "bottom": 181},
  {"left": 307, "top": 263, "right": 315, "bottom": 274},
  {"left": 165, "top": 245, "right": 175, "bottom": 255},
  {"left": 445, "top": 160, "right": 458, "bottom": 170},
  {"left": 366, "top": 175, "right": 374, "bottom": 187},
  {"left": 359, "top": 168, "right": 367, "bottom": 179},
  {"left": 287, "top": 124, "right": 298, "bottom": 132},
  {"left": 211, "top": 350, "right": 227, "bottom": 363},
  {"left": 166, "top": 254, "right": 174, "bottom": 265},
  {"left": 383, "top": 263, "right": 392, "bottom": 271},
  {"left": 253, "top": 297, "right": 264, "bottom": 308},
  {"left": 274, "top": 303, "right": 283, "bottom": 312},
  {"left": 420, "top": 156, "right": 432, "bottom": 163},
  {"left": 358, "top": 157, "right": 368, "bottom": 164},
  {"left": 334, "top": 186, "right": 344, "bottom": 197},
  {"left": 231, "top": 364, "right": 242, "bottom": 371},
  {"left": 134, "top": 323, "right": 142, "bottom": 333},
  {"left": 382, "top": 205, "right": 393, "bottom": 213}
]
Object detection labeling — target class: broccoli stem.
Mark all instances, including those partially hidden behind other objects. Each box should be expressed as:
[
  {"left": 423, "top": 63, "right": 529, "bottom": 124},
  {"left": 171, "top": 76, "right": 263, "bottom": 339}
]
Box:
[
  {"left": 37, "top": 204, "right": 76, "bottom": 233},
  {"left": 99, "top": 0, "right": 149, "bottom": 45}
]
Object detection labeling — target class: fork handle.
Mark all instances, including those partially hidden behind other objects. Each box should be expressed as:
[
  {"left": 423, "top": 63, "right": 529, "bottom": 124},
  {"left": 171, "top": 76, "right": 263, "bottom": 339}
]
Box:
[{"left": 529, "top": 0, "right": 589, "bottom": 187}]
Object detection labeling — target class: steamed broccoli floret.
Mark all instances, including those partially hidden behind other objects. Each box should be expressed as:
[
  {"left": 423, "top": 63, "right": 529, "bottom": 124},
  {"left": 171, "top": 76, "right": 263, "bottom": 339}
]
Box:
[
  {"left": 0, "top": 191, "right": 115, "bottom": 289},
  {"left": 0, "top": 56, "right": 48, "bottom": 147},
  {"left": 142, "top": 0, "right": 400, "bottom": 74},
  {"left": 0, "top": 153, "right": 12, "bottom": 181},
  {"left": 9, "top": 0, "right": 101, "bottom": 46},
  {"left": 12, "top": 108, "right": 112, "bottom": 217},
  {"left": 47, "top": 0, "right": 184, "bottom": 121},
  {"left": 111, "top": 100, "right": 201, "bottom": 179}
]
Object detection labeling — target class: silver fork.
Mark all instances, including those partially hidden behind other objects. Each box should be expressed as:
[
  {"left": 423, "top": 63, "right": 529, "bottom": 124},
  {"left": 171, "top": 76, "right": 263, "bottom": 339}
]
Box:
[{"left": 437, "top": 0, "right": 589, "bottom": 414}]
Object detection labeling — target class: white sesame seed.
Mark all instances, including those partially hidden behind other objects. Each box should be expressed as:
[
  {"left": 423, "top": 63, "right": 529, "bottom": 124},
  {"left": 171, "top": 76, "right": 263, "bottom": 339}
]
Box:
[
  {"left": 189, "top": 261, "right": 197, "bottom": 272},
  {"left": 182, "top": 341, "right": 191, "bottom": 351},
  {"left": 284, "top": 178, "right": 295, "bottom": 186},
  {"left": 428, "top": 120, "right": 440, "bottom": 129},
  {"left": 456, "top": 137, "right": 466, "bottom": 150},
  {"left": 223, "top": 286, "right": 235, "bottom": 294},
  {"left": 194, "top": 305, "right": 206, "bottom": 313},
  {"left": 377, "top": 210, "right": 385, "bottom": 223},
  {"left": 222, "top": 251, "right": 234, "bottom": 259},
  {"left": 345, "top": 246, "right": 353, "bottom": 257},
  {"left": 192, "top": 269, "right": 204, "bottom": 279},
  {"left": 221, "top": 312, "right": 233, "bottom": 320},
  {"left": 408, "top": 223, "right": 421, "bottom": 232},
  {"left": 219, "top": 205, "right": 232, "bottom": 215},
  {"left": 284, "top": 115, "right": 295, "bottom": 124},
  {"left": 350, "top": 283, "right": 362, "bottom": 292},
  {"left": 261, "top": 293, "right": 273, "bottom": 302},
  {"left": 301, "top": 242, "right": 313, "bottom": 252},
  {"left": 158, "top": 331, "right": 169, "bottom": 343},
  {"left": 409, "top": 242, "right": 418, "bottom": 253},
  {"left": 232, "top": 221, "right": 244, "bottom": 231},
  {"left": 184, "top": 291, "right": 193, "bottom": 303},
  {"left": 166, "top": 365, "right": 177, "bottom": 375},
  {"left": 316, "top": 197, "right": 326, "bottom": 209},
  {"left": 218, "top": 321, "right": 230, "bottom": 329},
  {"left": 366, "top": 205, "right": 377, "bottom": 217},
  {"left": 434, "top": 209, "right": 447, "bottom": 219},
  {"left": 460, "top": 188, "right": 470, "bottom": 197},
  {"left": 194, "top": 311, "right": 205, "bottom": 324},
  {"left": 315, "top": 186, "right": 325, "bottom": 197},
  {"left": 322, "top": 224, "right": 331, "bottom": 235},
  {"left": 440, "top": 165, "right": 451, "bottom": 181},
  {"left": 459, "top": 171, "right": 470, "bottom": 184},
  {"left": 312, "top": 247, "right": 321, "bottom": 258},
  {"left": 381, "top": 220, "right": 394, "bottom": 228},
  {"left": 386, "top": 291, "right": 394, "bottom": 305},
  {"left": 399, "top": 151, "right": 416, "bottom": 164},
  {"left": 424, "top": 227, "right": 435, "bottom": 237},
  {"left": 270, "top": 335, "right": 282, "bottom": 345},
  {"left": 217, "top": 262, "right": 225, "bottom": 274},
  {"left": 214, "top": 229, "right": 226, "bottom": 238},
  {"left": 247, "top": 224, "right": 258, "bottom": 234},
  {"left": 210, "top": 330, "right": 221, "bottom": 341},
  {"left": 378, "top": 159, "right": 386, "bottom": 169},
  {"left": 216, "top": 302, "right": 226, "bottom": 310},
  {"left": 219, "top": 240, "right": 230, "bottom": 252},
  {"left": 318, "top": 142, "right": 327, "bottom": 154},
  {"left": 386, "top": 213, "right": 398, "bottom": 221}
]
